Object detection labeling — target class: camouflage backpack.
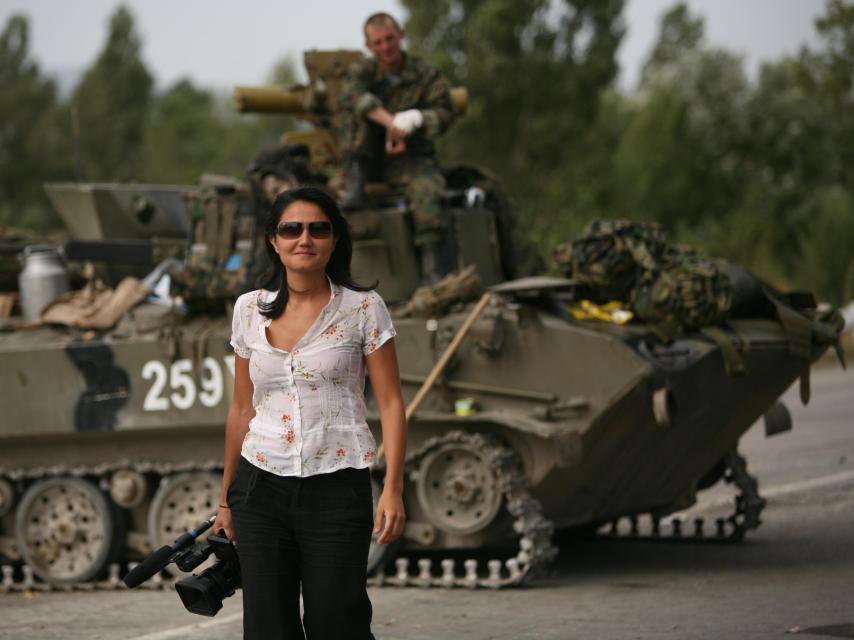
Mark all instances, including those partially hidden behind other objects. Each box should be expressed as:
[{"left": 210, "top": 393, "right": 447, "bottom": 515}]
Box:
[
  {"left": 557, "top": 220, "right": 732, "bottom": 332},
  {"left": 631, "top": 247, "right": 733, "bottom": 332},
  {"left": 554, "top": 219, "right": 668, "bottom": 300}
]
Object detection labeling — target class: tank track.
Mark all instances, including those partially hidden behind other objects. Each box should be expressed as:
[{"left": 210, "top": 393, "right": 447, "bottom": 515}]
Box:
[
  {"left": 595, "top": 450, "right": 766, "bottom": 543},
  {"left": 0, "top": 457, "right": 220, "bottom": 593},
  {"left": 2, "top": 432, "right": 559, "bottom": 592},
  {"left": 1, "top": 448, "right": 761, "bottom": 592},
  {"left": 369, "top": 430, "right": 559, "bottom": 589},
  {"left": 1, "top": 458, "right": 221, "bottom": 483}
]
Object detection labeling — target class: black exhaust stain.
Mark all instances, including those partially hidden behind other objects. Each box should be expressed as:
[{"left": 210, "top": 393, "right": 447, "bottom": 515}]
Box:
[
  {"left": 66, "top": 342, "right": 130, "bottom": 431},
  {"left": 794, "top": 624, "right": 854, "bottom": 638}
]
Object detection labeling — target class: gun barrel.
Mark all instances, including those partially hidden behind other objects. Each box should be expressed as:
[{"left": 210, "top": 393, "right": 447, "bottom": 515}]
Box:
[
  {"left": 449, "top": 87, "right": 468, "bottom": 116},
  {"left": 233, "top": 85, "right": 309, "bottom": 114},
  {"left": 233, "top": 85, "right": 468, "bottom": 116}
]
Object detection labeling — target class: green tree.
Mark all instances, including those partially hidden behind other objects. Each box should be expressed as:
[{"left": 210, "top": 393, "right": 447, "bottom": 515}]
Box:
[
  {"left": 804, "top": 0, "right": 854, "bottom": 189},
  {"left": 141, "top": 56, "right": 299, "bottom": 185},
  {"left": 635, "top": 0, "right": 854, "bottom": 299},
  {"left": 639, "top": 1, "right": 703, "bottom": 85},
  {"left": 0, "top": 14, "right": 63, "bottom": 229},
  {"left": 782, "top": 0, "right": 854, "bottom": 301},
  {"left": 711, "top": 0, "right": 854, "bottom": 294},
  {"left": 268, "top": 54, "right": 301, "bottom": 86},
  {"left": 615, "top": 3, "right": 750, "bottom": 231},
  {"left": 798, "top": 185, "right": 854, "bottom": 304},
  {"left": 142, "top": 79, "right": 229, "bottom": 184},
  {"left": 725, "top": 57, "right": 834, "bottom": 276},
  {"left": 401, "top": 0, "right": 626, "bottom": 248},
  {"left": 71, "top": 5, "right": 152, "bottom": 181}
]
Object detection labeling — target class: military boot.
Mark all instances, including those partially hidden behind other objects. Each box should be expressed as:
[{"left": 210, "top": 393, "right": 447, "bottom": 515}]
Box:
[{"left": 340, "top": 156, "right": 366, "bottom": 210}]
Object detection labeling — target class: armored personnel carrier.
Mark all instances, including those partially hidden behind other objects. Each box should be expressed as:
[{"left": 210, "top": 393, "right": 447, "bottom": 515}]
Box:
[{"left": 0, "top": 50, "right": 843, "bottom": 591}]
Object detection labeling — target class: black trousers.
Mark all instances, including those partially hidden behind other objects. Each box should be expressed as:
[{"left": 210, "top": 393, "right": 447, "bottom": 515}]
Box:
[{"left": 228, "top": 457, "right": 375, "bottom": 640}]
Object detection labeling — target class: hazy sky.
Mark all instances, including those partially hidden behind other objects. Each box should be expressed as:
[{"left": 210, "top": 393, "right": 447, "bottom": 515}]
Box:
[{"left": 0, "top": 0, "right": 828, "bottom": 91}]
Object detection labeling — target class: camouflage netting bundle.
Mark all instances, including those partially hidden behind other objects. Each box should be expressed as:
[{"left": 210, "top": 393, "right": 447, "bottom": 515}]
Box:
[
  {"left": 394, "top": 264, "right": 482, "bottom": 318},
  {"left": 632, "top": 248, "right": 732, "bottom": 332},
  {"left": 554, "top": 219, "right": 668, "bottom": 300},
  {"left": 555, "top": 219, "right": 732, "bottom": 332}
]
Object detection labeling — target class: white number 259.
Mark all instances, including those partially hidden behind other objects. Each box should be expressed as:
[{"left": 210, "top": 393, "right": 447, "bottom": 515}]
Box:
[{"left": 141, "top": 356, "right": 235, "bottom": 412}]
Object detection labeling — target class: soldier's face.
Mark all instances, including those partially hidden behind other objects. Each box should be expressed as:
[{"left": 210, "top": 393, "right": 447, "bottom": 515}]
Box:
[
  {"left": 270, "top": 201, "right": 336, "bottom": 276},
  {"left": 261, "top": 174, "right": 296, "bottom": 205},
  {"left": 365, "top": 22, "right": 404, "bottom": 70}
]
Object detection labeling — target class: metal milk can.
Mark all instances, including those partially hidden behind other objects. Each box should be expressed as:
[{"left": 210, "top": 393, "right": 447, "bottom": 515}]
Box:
[{"left": 18, "top": 245, "right": 69, "bottom": 321}]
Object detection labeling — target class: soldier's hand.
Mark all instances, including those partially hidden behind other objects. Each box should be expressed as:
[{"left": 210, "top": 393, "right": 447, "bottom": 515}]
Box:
[{"left": 386, "top": 127, "right": 407, "bottom": 154}]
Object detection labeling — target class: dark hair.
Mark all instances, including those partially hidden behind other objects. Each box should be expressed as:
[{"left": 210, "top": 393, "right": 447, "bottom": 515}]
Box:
[
  {"left": 363, "top": 12, "right": 402, "bottom": 36},
  {"left": 258, "top": 186, "right": 375, "bottom": 319}
]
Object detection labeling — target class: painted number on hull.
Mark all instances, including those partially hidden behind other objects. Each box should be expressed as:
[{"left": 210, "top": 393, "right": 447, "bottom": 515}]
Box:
[{"left": 142, "top": 357, "right": 232, "bottom": 411}]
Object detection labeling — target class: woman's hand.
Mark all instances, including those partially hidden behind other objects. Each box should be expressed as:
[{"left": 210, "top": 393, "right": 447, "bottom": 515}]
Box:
[
  {"left": 373, "top": 488, "right": 405, "bottom": 544},
  {"left": 214, "top": 505, "right": 235, "bottom": 542},
  {"left": 366, "top": 339, "right": 407, "bottom": 544}
]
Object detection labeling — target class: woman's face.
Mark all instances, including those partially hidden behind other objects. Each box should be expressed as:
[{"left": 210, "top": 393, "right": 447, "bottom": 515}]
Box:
[{"left": 269, "top": 200, "right": 336, "bottom": 276}]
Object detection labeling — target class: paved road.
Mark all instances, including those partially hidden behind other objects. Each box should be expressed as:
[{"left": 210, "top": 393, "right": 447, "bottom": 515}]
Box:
[{"left": 1, "top": 364, "right": 851, "bottom": 640}]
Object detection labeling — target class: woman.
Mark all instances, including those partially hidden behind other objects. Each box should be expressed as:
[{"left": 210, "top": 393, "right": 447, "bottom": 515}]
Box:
[{"left": 214, "top": 186, "right": 407, "bottom": 640}]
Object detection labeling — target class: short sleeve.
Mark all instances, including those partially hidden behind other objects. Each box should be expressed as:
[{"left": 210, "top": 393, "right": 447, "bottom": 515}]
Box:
[
  {"left": 359, "top": 291, "right": 396, "bottom": 356},
  {"left": 230, "top": 293, "right": 252, "bottom": 359}
]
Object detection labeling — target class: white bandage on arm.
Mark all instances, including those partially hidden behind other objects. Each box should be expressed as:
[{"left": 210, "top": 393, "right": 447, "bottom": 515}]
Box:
[{"left": 391, "top": 109, "right": 424, "bottom": 134}]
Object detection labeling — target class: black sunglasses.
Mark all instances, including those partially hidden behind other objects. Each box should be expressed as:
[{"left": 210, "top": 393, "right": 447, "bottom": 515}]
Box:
[{"left": 275, "top": 221, "right": 334, "bottom": 239}]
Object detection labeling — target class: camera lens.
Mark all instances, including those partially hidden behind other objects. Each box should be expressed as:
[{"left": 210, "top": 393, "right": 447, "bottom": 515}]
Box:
[{"left": 176, "top": 564, "right": 238, "bottom": 616}]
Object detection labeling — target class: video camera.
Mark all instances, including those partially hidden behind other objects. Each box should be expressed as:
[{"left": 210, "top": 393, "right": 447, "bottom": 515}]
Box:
[{"left": 123, "top": 516, "right": 241, "bottom": 616}]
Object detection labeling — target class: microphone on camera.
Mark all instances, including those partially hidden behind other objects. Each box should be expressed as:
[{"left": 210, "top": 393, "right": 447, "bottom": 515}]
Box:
[
  {"left": 123, "top": 545, "right": 174, "bottom": 588},
  {"left": 123, "top": 515, "right": 217, "bottom": 588}
]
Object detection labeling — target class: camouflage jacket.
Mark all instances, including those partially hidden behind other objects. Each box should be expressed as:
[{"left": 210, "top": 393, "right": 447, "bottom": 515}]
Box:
[{"left": 338, "top": 52, "right": 456, "bottom": 158}]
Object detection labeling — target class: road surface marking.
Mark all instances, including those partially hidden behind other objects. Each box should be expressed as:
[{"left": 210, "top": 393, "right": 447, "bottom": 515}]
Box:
[
  {"left": 762, "top": 468, "right": 854, "bottom": 498},
  {"left": 125, "top": 612, "right": 242, "bottom": 640},
  {"left": 694, "top": 468, "right": 854, "bottom": 511}
]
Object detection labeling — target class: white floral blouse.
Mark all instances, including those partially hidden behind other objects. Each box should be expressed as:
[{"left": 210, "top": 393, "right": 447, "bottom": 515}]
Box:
[{"left": 230, "top": 280, "right": 396, "bottom": 477}]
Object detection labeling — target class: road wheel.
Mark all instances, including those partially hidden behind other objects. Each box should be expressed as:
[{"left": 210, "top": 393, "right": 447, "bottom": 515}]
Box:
[
  {"left": 15, "top": 477, "right": 119, "bottom": 584},
  {"left": 147, "top": 472, "right": 220, "bottom": 552},
  {"left": 415, "top": 440, "right": 503, "bottom": 536}
]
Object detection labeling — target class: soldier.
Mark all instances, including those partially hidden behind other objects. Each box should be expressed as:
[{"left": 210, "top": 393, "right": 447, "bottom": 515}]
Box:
[
  {"left": 247, "top": 143, "right": 321, "bottom": 207},
  {"left": 338, "top": 12, "right": 456, "bottom": 283},
  {"left": 244, "top": 144, "right": 331, "bottom": 292}
]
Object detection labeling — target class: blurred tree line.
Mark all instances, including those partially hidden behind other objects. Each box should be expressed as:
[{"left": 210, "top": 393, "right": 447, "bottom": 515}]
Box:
[
  {"left": 0, "top": 7, "right": 294, "bottom": 230},
  {"left": 403, "top": 0, "right": 854, "bottom": 304},
  {"left": 1, "top": 2, "right": 852, "bottom": 303}
]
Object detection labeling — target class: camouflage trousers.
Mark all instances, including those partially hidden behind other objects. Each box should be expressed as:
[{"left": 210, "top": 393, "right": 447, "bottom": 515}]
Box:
[
  {"left": 339, "top": 118, "right": 446, "bottom": 245},
  {"left": 384, "top": 156, "right": 446, "bottom": 245}
]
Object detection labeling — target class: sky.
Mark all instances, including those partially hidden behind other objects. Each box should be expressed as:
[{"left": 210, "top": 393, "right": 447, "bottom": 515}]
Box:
[{"left": 0, "top": 0, "right": 829, "bottom": 92}]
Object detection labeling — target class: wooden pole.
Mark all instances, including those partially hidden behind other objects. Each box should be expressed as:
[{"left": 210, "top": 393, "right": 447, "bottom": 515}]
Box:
[
  {"left": 405, "top": 292, "right": 493, "bottom": 421},
  {"left": 376, "top": 292, "right": 493, "bottom": 461}
]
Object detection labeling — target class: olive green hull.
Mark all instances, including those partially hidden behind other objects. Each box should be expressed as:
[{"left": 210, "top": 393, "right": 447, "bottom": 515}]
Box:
[
  {"left": 0, "top": 310, "right": 813, "bottom": 524},
  {"left": 0, "top": 299, "right": 826, "bottom": 581},
  {"left": 389, "top": 313, "right": 816, "bottom": 545}
]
